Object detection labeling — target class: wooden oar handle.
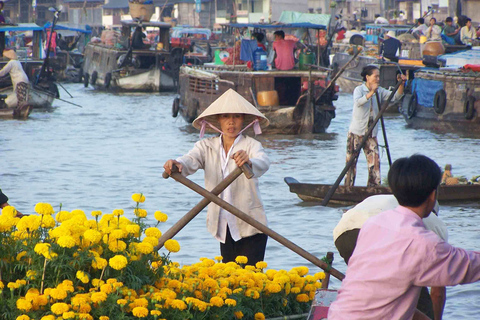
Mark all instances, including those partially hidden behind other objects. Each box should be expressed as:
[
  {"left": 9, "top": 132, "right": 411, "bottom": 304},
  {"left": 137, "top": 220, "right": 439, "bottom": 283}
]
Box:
[{"left": 162, "top": 163, "right": 254, "bottom": 179}]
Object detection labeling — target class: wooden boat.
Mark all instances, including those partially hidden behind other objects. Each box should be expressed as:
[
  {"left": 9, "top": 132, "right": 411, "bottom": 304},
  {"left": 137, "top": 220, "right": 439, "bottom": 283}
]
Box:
[
  {"left": 0, "top": 94, "right": 31, "bottom": 120},
  {"left": 284, "top": 177, "right": 480, "bottom": 205},
  {"left": 400, "top": 50, "right": 480, "bottom": 133},
  {"left": 82, "top": 20, "right": 179, "bottom": 92},
  {"left": 175, "top": 65, "right": 337, "bottom": 134}
]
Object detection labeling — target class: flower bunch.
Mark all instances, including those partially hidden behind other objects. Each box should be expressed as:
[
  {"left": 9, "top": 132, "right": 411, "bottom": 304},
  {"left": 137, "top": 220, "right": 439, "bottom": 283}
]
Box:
[{"left": 0, "top": 195, "right": 325, "bottom": 320}]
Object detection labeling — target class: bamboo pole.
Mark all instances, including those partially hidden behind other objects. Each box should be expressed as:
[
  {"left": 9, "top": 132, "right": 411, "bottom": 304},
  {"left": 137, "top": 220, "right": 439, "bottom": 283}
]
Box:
[
  {"left": 165, "top": 169, "right": 345, "bottom": 280},
  {"left": 321, "top": 80, "right": 403, "bottom": 206},
  {"left": 376, "top": 92, "right": 392, "bottom": 167}
]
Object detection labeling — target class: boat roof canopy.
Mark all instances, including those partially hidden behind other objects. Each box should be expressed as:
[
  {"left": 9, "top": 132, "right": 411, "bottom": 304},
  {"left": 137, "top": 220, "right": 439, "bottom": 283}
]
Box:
[
  {"left": 43, "top": 22, "right": 92, "bottom": 34},
  {"left": 223, "top": 22, "right": 327, "bottom": 30},
  {"left": 121, "top": 20, "right": 171, "bottom": 29},
  {"left": 0, "top": 23, "right": 44, "bottom": 32},
  {"left": 171, "top": 27, "right": 212, "bottom": 38}
]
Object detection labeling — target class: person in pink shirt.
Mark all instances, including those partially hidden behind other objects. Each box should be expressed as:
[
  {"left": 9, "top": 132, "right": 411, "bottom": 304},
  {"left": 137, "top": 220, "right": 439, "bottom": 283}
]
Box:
[
  {"left": 328, "top": 154, "right": 480, "bottom": 320},
  {"left": 272, "top": 30, "right": 296, "bottom": 70}
]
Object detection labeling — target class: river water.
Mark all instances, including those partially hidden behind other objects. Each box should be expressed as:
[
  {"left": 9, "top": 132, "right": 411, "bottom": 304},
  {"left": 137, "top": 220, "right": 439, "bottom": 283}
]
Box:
[{"left": 1, "top": 84, "right": 479, "bottom": 319}]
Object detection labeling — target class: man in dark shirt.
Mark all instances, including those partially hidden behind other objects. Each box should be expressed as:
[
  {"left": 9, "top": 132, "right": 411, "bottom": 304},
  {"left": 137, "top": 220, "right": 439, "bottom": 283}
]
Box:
[
  {"left": 443, "top": 17, "right": 460, "bottom": 45},
  {"left": 380, "top": 30, "right": 401, "bottom": 62},
  {"left": 131, "top": 26, "right": 146, "bottom": 49}
]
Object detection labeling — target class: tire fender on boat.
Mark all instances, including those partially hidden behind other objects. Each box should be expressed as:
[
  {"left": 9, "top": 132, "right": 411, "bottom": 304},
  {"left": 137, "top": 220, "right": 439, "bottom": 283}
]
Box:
[
  {"left": 84, "top": 73, "right": 90, "bottom": 88},
  {"left": 172, "top": 96, "right": 180, "bottom": 118},
  {"left": 407, "top": 92, "right": 417, "bottom": 119},
  {"left": 91, "top": 71, "right": 98, "bottom": 86},
  {"left": 104, "top": 72, "right": 112, "bottom": 89},
  {"left": 464, "top": 96, "right": 476, "bottom": 120},
  {"left": 433, "top": 89, "right": 446, "bottom": 114}
]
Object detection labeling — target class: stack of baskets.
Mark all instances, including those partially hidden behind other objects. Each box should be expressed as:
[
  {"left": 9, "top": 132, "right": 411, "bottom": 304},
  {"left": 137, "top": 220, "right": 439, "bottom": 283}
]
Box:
[{"left": 128, "top": 0, "right": 154, "bottom": 22}]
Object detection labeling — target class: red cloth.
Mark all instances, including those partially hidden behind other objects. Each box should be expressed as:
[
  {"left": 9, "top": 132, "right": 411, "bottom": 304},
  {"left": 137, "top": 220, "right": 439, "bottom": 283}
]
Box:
[
  {"left": 463, "top": 64, "right": 480, "bottom": 72},
  {"left": 336, "top": 29, "right": 346, "bottom": 41},
  {"left": 46, "top": 31, "right": 57, "bottom": 51}
]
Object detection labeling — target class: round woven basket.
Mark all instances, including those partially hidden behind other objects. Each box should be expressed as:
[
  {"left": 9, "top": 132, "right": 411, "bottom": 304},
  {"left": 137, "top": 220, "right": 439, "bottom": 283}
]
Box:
[{"left": 129, "top": 3, "right": 154, "bottom": 22}]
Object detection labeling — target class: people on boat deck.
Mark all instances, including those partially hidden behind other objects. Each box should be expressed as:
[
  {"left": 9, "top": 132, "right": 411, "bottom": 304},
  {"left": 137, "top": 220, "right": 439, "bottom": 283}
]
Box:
[
  {"left": 131, "top": 26, "right": 147, "bottom": 49},
  {"left": 374, "top": 14, "right": 389, "bottom": 25},
  {"left": 379, "top": 30, "right": 401, "bottom": 62},
  {"left": 272, "top": 30, "right": 296, "bottom": 70},
  {"left": 460, "top": 18, "right": 476, "bottom": 45},
  {"left": 163, "top": 89, "right": 270, "bottom": 265},
  {"left": 329, "top": 155, "right": 480, "bottom": 320},
  {"left": 333, "top": 194, "right": 448, "bottom": 320},
  {"left": 412, "top": 18, "right": 428, "bottom": 39},
  {"left": 45, "top": 28, "right": 58, "bottom": 57},
  {"left": 0, "top": 189, "right": 23, "bottom": 217},
  {"left": 0, "top": 49, "right": 29, "bottom": 108},
  {"left": 426, "top": 17, "right": 442, "bottom": 41},
  {"left": 442, "top": 17, "right": 460, "bottom": 45},
  {"left": 344, "top": 65, "right": 405, "bottom": 187}
]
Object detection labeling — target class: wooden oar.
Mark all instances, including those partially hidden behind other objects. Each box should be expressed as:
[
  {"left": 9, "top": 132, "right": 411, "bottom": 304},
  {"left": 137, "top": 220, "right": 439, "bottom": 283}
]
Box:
[
  {"left": 376, "top": 92, "right": 392, "bottom": 167},
  {"left": 165, "top": 168, "right": 345, "bottom": 280},
  {"left": 154, "top": 163, "right": 253, "bottom": 251},
  {"left": 321, "top": 80, "right": 403, "bottom": 207}
]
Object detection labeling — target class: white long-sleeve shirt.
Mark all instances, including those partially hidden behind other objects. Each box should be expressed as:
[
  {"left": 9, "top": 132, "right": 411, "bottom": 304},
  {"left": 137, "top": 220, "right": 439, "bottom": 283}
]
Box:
[{"left": 0, "top": 60, "right": 29, "bottom": 88}]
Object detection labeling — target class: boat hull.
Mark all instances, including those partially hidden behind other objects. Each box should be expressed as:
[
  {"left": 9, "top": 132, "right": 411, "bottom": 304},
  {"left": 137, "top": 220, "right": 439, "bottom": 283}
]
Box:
[{"left": 284, "top": 177, "right": 480, "bottom": 205}]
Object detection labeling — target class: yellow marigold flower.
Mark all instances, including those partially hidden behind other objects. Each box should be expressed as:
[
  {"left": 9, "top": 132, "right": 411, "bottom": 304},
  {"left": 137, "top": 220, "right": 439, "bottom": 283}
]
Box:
[
  {"left": 143, "top": 236, "right": 159, "bottom": 247},
  {"left": 291, "top": 286, "right": 301, "bottom": 294},
  {"left": 57, "top": 235, "right": 77, "bottom": 248},
  {"left": 235, "top": 256, "right": 248, "bottom": 265},
  {"left": 56, "top": 211, "right": 73, "bottom": 223},
  {"left": 16, "top": 316, "right": 30, "bottom": 320},
  {"left": 35, "top": 203, "right": 54, "bottom": 215},
  {"left": 78, "top": 314, "right": 93, "bottom": 320},
  {"left": 170, "top": 299, "right": 187, "bottom": 310},
  {"left": 225, "top": 298, "right": 236, "bottom": 307},
  {"left": 134, "top": 208, "right": 147, "bottom": 218},
  {"left": 100, "top": 284, "right": 113, "bottom": 294},
  {"left": 164, "top": 239, "right": 180, "bottom": 253},
  {"left": 109, "top": 255, "right": 128, "bottom": 270},
  {"left": 99, "top": 317, "right": 109, "bottom": 320},
  {"left": 110, "top": 229, "right": 125, "bottom": 240},
  {"left": 254, "top": 313, "right": 265, "bottom": 320},
  {"left": 63, "top": 311, "right": 75, "bottom": 319},
  {"left": 34, "top": 243, "right": 50, "bottom": 255},
  {"left": 92, "top": 257, "right": 108, "bottom": 270},
  {"left": 132, "top": 306, "right": 149, "bottom": 318},
  {"left": 76, "top": 271, "right": 89, "bottom": 284},
  {"left": 109, "top": 240, "right": 127, "bottom": 252},
  {"left": 16, "top": 299, "right": 32, "bottom": 311},
  {"left": 0, "top": 281, "right": 4, "bottom": 289},
  {"left": 50, "top": 288, "right": 68, "bottom": 300},
  {"left": 16, "top": 251, "right": 27, "bottom": 261},
  {"left": 40, "top": 214, "right": 56, "bottom": 229},
  {"left": 154, "top": 211, "right": 168, "bottom": 222},
  {"left": 1, "top": 205, "right": 17, "bottom": 217},
  {"left": 314, "top": 272, "right": 326, "bottom": 280},
  {"left": 112, "top": 209, "right": 124, "bottom": 217},
  {"left": 17, "top": 215, "right": 41, "bottom": 232},
  {"left": 214, "top": 255, "right": 223, "bottom": 262},
  {"left": 234, "top": 311, "right": 244, "bottom": 319},
  {"left": 40, "top": 315, "right": 55, "bottom": 320},
  {"left": 117, "top": 299, "right": 128, "bottom": 306},
  {"left": 26, "top": 270, "right": 37, "bottom": 280},
  {"left": 210, "top": 296, "right": 224, "bottom": 307},
  {"left": 150, "top": 310, "right": 161, "bottom": 316},
  {"left": 91, "top": 210, "right": 102, "bottom": 218},
  {"left": 296, "top": 293, "right": 310, "bottom": 303},
  {"left": 91, "top": 292, "right": 108, "bottom": 304},
  {"left": 145, "top": 227, "right": 162, "bottom": 239},
  {"left": 132, "top": 193, "right": 146, "bottom": 203},
  {"left": 137, "top": 242, "right": 154, "bottom": 254},
  {"left": 256, "top": 261, "right": 268, "bottom": 269},
  {"left": 51, "top": 302, "right": 69, "bottom": 315},
  {"left": 266, "top": 282, "right": 282, "bottom": 294},
  {"left": 84, "top": 229, "right": 102, "bottom": 243},
  {"left": 125, "top": 224, "right": 140, "bottom": 235},
  {"left": 8, "top": 282, "right": 19, "bottom": 289}
]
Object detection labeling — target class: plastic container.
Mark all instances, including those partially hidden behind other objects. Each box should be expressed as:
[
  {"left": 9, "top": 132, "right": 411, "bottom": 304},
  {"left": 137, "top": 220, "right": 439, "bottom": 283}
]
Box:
[
  {"left": 257, "top": 90, "right": 279, "bottom": 107},
  {"left": 214, "top": 49, "right": 225, "bottom": 65},
  {"left": 253, "top": 47, "right": 268, "bottom": 71},
  {"left": 299, "top": 52, "right": 315, "bottom": 70}
]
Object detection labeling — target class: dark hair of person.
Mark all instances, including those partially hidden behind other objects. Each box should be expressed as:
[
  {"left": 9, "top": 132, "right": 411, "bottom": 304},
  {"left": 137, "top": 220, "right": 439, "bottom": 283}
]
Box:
[
  {"left": 255, "top": 33, "right": 264, "bottom": 42},
  {"left": 445, "top": 17, "right": 453, "bottom": 23},
  {"left": 467, "top": 18, "right": 472, "bottom": 23},
  {"left": 388, "top": 154, "right": 441, "bottom": 207},
  {"left": 430, "top": 17, "right": 436, "bottom": 23},
  {"left": 418, "top": 18, "right": 425, "bottom": 24},
  {"left": 274, "top": 30, "right": 285, "bottom": 39},
  {"left": 375, "top": 14, "right": 380, "bottom": 18},
  {"left": 361, "top": 65, "right": 379, "bottom": 81}
]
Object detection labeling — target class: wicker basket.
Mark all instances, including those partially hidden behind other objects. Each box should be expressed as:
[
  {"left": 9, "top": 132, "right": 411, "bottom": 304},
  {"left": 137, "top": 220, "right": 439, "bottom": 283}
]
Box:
[{"left": 129, "top": 2, "right": 154, "bottom": 22}]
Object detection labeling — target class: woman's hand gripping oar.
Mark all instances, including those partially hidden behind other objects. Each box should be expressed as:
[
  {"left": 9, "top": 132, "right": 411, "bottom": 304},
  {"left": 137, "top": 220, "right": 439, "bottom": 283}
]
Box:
[
  {"left": 155, "top": 163, "right": 253, "bottom": 251},
  {"left": 161, "top": 163, "right": 345, "bottom": 280}
]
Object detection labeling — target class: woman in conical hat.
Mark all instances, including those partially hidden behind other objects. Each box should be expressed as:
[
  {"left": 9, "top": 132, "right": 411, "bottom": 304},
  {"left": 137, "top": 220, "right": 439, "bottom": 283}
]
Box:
[
  {"left": 164, "top": 89, "right": 270, "bottom": 265},
  {"left": 0, "top": 48, "right": 30, "bottom": 108}
]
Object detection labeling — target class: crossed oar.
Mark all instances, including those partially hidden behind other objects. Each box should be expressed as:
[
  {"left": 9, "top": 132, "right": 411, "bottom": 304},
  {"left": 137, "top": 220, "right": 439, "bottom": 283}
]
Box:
[{"left": 156, "top": 163, "right": 345, "bottom": 281}]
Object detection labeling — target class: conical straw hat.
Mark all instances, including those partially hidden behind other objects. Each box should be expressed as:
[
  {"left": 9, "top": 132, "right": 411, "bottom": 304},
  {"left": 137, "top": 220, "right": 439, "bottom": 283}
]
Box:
[
  {"left": 3, "top": 49, "right": 17, "bottom": 60},
  {"left": 192, "top": 88, "right": 269, "bottom": 133}
]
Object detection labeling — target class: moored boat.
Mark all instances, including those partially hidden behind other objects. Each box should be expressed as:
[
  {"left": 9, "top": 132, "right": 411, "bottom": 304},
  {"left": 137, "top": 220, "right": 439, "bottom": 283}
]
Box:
[
  {"left": 82, "top": 20, "right": 180, "bottom": 92},
  {"left": 284, "top": 177, "right": 480, "bottom": 205}
]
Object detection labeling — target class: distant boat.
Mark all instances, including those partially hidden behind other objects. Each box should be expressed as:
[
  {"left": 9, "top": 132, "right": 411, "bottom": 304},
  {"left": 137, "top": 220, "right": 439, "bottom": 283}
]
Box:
[{"left": 284, "top": 177, "right": 480, "bottom": 205}]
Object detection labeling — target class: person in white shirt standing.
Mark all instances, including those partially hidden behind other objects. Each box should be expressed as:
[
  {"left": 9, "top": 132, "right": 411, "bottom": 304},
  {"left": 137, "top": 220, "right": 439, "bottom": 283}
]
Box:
[
  {"left": 344, "top": 65, "right": 406, "bottom": 186},
  {"left": 163, "top": 89, "right": 270, "bottom": 265},
  {"left": 0, "top": 49, "right": 29, "bottom": 108}
]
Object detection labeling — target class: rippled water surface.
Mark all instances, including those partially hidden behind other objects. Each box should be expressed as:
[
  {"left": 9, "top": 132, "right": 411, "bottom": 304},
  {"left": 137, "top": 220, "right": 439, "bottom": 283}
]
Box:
[{"left": 1, "top": 84, "right": 480, "bottom": 319}]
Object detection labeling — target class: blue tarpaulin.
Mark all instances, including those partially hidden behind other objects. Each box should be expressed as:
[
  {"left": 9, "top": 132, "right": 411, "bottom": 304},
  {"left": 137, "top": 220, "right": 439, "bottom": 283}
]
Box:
[
  {"left": 412, "top": 77, "right": 444, "bottom": 108},
  {"left": 43, "top": 22, "right": 92, "bottom": 34}
]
